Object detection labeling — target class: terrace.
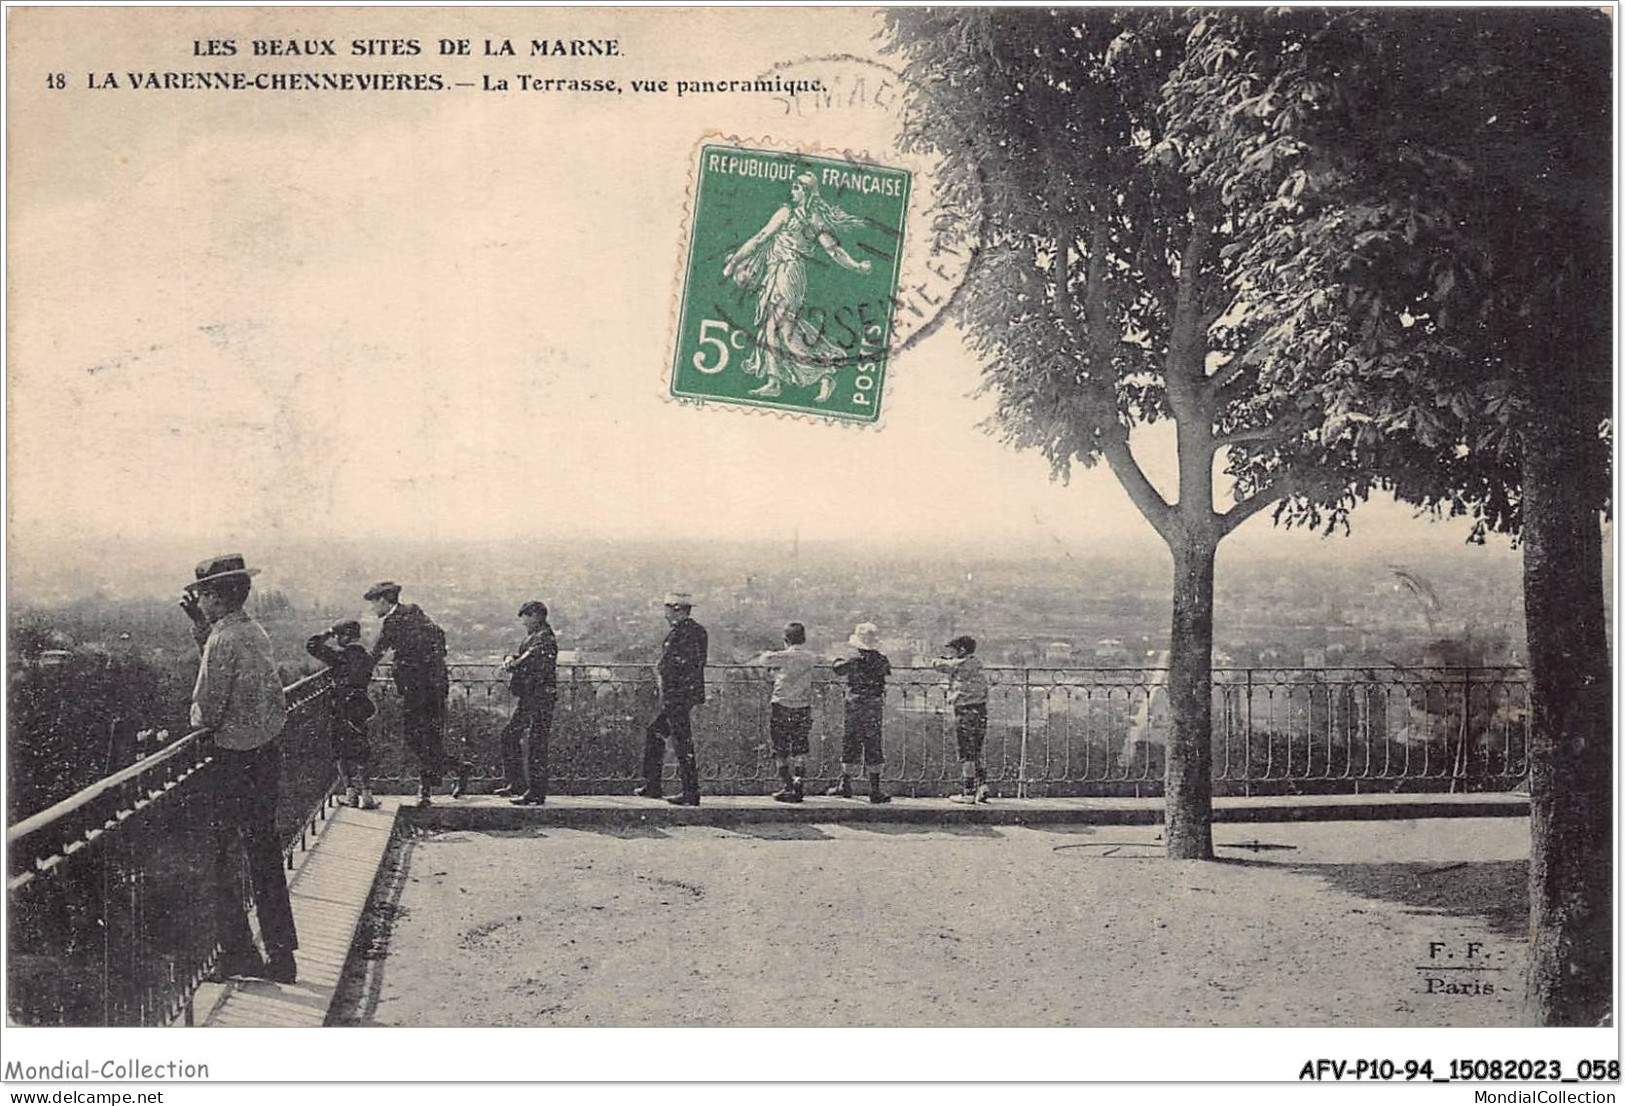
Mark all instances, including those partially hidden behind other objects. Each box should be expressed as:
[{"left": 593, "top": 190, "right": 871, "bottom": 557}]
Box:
[{"left": 6, "top": 663, "right": 1531, "bottom": 1028}]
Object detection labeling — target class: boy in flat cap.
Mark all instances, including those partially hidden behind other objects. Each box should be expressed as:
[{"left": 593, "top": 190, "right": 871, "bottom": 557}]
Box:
[
  {"left": 366, "top": 582, "right": 468, "bottom": 807},
  {"left": 179, "top": 554, "right": 298, "bottom": 984},
  {"left": 305, "top": 620, "right": 378, "bottom": 809},
  {"left": 498, "top": 601, "right": 558, "bottom": 805}
]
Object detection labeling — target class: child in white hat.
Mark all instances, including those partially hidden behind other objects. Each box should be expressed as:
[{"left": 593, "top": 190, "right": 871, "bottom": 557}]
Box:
[{"left": 829, "top": 622, "right": 891, "bottom": 803}]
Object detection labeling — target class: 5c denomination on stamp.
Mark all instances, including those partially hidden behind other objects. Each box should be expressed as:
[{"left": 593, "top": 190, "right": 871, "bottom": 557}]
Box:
[{"left": 671, "top": 141, "right": 911, "bottom": 424}]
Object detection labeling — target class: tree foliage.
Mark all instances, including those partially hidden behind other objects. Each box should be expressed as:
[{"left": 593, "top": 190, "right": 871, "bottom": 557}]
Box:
[
  {"left": 8, "top": 653, "right": 187, "bottom": 823},
  {"left": 1157, "top": 7, "right": 1611, "bottom": 536},
  {"left": 885, "top": 9, "right": 1405, "bottom": 544}
]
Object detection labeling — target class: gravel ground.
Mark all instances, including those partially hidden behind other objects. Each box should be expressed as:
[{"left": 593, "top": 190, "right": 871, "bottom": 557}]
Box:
[{"left": 333, "top": 817, "right": 1529, "bottom": 1028}]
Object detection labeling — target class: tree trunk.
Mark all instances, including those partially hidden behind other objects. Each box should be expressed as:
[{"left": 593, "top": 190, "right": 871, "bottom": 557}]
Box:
[
  {"left": 1165, "top": 536, "right": 1217, "bottom": 859},
  {"left": 1521, "top": 390, "right": 1612, "bottom": 1026}
]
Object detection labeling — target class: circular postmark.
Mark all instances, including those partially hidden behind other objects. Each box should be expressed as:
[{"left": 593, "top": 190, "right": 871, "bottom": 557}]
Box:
[
  {"left": 666, "top": 53, "right": 987, "bottom": 424},
  {"left": 756, "top": 54, "right": 986, "bottom": 359}
]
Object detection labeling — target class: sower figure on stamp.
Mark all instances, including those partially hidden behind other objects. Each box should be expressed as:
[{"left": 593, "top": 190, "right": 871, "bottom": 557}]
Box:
[
  {"left": 636, "top": 592, "right": 708, "bottom": 806},
  {"left": 722, "top": 172, "right": 872, "bottom": 404},
  {"left": 366, "top": 581, "right": 468, "bottom": 807},
  {"left": 830, "top": 622, "right": 891, "bottom": 804},
  {"left": 750, "top": 620, "right": 816, "bottom": 803},
  {"left": 498, "top": 600, "right": 558, "bottom": 806},
  {"left": 180, "top": 554, "right": 298, "bottom": 985},
  {"left": 305, "top": 620, "right": 378, "bottom": 810}
]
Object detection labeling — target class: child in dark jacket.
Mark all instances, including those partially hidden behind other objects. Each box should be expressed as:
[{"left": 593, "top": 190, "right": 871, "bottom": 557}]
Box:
[
  {"left": 829, "top": 622, "right": 891, "bottom": 803},
  {"left": 933, "top": 635, "right": 991, "bottom": 803},
  {"left": 306, "top": 621, "right": 378, "bottom": 809}
]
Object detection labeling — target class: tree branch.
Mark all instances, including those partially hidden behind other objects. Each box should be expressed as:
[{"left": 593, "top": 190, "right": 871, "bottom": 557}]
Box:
[
  {"left": 1165, "top": 214, "right": 1216, "bottom": 407},
  {"left": 1212, "top": 426, "right": 1284, "bottom": 450},
  {"left": 1100, "top": 431, "right": 1175, "bottom": 540},
  {"left": 1173, "top": 218, "right": 1212, "bottom": 332},
  {"left": 1082, "top": 213, "right": 1114, "bottom": 345},
  {"left": 1135, "top": 216, "right": 1177, "bottom": 309},
  {"left": 1204, "top": 358, "right": 1251, "bottom": 396},
  {"left": 1198, "top": 299, "right": 1230, "bottom": 335},
  {"left": 1217, "top": 480, "right": 1286, "bottom": 536},
  {"left": 1053, "top": 218, "right": 1087, "bottom": 345}
]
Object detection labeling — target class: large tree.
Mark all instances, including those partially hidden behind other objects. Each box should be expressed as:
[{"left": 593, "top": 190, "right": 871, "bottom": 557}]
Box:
[
  {"left": 885, "top": 11, "right": 1372, "bottom": 858},
  {"left": 1163, "top": 8, "right": 1612, "bottom": 1025}
]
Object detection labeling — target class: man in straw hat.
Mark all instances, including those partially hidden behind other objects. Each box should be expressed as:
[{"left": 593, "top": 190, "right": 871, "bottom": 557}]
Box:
[
  {"left": 179, "top": 554, "right": 298, "bottom": 984},
  {"left": 636, "top": 592, "right": 708, "bottom": 805},
  {"left": 366, "top": 581, "right": 468, "bottom": 807}
]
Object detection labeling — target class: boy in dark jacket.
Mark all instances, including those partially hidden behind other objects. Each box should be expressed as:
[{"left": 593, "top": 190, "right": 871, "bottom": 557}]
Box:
[
  {"left": 830, "top": 622, "right": 891, "bottom": 803},
  {"left": 498, "top": 600, "right": 558, "bottom": 805},
  {"left": 305, "top": 620, "right": 378, "bottom": 809},
  {"left": 933, "top": 635, "right": 991, "bottom": 804}
]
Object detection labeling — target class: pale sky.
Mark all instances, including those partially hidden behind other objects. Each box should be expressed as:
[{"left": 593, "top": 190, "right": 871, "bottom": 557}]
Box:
[{"left": 7, "top": 7, "right": 1495, "bottom": 573}]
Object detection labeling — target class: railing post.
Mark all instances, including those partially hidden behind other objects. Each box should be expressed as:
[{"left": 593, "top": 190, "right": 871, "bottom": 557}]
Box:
[
  {"left": 1018, "top": 668, "right": 1031, "bottom": 799},
  {"left": 1452, "top": 666, "right": 1470, "bottom": 792},
  {"left": 1244, "top": 669, "right": 1254, "bottom": 798}
]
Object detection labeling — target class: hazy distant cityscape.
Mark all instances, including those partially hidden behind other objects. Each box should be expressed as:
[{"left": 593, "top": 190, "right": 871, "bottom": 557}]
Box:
[
  {"left": 8, "top": 532, "right": 1557, "bottom": 824},
  {"left": 10, "top": 534, "right": 1546, "bottom": 679}
]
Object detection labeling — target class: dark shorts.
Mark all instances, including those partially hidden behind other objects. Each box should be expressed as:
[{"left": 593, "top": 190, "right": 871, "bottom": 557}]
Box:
[
  {"left": 769, "top": 703, "right": 812, "bottom": 759},
  {"left": 841, "top": 695, "right": 885, "bottom": 767},
  {"left": 954, "top": 703, "right": 988, "bottom": 762},
  {"left": 330, "top": 718, "right": 371, "bottom": 764},
  {"left": 331, "top": 689, "right": 375, "bottom": 763}
]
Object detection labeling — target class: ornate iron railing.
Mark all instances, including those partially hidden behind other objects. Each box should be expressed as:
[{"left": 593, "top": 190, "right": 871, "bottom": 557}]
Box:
[
  {"left": 5, "top": 661, "right": 1530, "bottom": 1025},
  {"left": 6, "top": 672, "right": 338, "bottom": 1027},
  {"left": 365, "top": 663, "right": 1530, "bottom": 797}
]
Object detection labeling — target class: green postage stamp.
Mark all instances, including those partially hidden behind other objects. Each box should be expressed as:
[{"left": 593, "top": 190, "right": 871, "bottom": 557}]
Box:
[{"left": 670, "top": 142, "right": 912, "bottom": 424}]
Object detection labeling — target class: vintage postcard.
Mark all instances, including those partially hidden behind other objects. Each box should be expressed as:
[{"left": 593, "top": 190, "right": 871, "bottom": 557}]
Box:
[{"left": 3, "top": 3, "right": 1615, "bottom": 1093}]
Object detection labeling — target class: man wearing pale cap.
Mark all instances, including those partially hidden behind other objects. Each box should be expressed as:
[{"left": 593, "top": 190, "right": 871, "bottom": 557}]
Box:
[
  {"left": 636, "top": 592, "right": 708, "bottom": 805},
  {"left": 179, "top": 554, "right": 297, "bottom": 984}
]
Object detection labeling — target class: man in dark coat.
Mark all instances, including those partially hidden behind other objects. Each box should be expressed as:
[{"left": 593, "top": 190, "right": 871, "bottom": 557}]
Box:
[
  {"left": 366, "top": 581, "right": 468, "bottom": 806},
  {"left": 636, "top": 592, "right": 708, "bottom": 805},
  {"left": 498, "top": 600, "right": 558, "bottom": 805}
]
